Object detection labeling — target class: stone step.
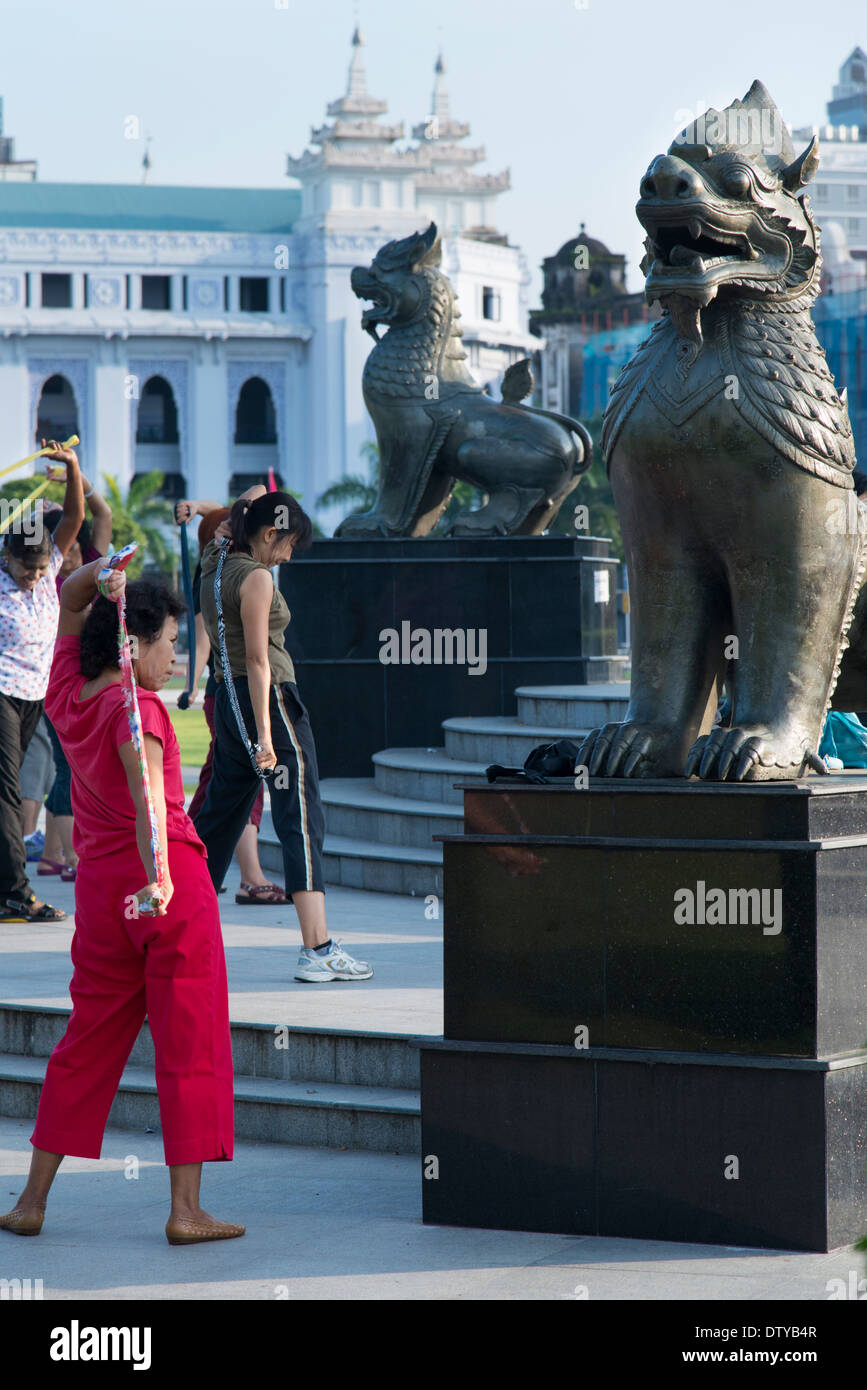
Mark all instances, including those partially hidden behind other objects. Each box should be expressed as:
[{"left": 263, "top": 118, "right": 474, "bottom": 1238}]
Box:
[
  {"left": 515, "top": 683, "right": 630, "bottom": 729},
  {"left": 320, "top": 779, "right": 462, "bottom": 848},
  {"left": 0, "top": 1052, "right": 420, "bottom": 1155},
  {"left": 0, "top": 1004, "right": 423, "bottom": 1153},
  {"left": 257, "top": 818, "right": 442, "bottom": 898},
  {"left": 256, "top": 684, "right": 631, "bottom": 897},
  {"left": 0, "top": 1003, "right": 420, "bottom": 1090},
  {"left": 442, "top": 714, "right": 591, "bottom": 766},
  {"left": 372, "top": 747, "right": 488, "bottom": 805}
]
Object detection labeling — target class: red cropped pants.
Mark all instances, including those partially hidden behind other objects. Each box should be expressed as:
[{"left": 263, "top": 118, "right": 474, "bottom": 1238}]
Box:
[{"left": 31, "top": 840, "right": 234, "bottom": 1166}]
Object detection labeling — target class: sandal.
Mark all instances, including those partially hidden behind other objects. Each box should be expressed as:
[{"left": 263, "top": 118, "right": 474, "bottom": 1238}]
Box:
[
  {"left": 60, "top": 864, "right": 77, "bottom": 882},
  {"left": 0, "top": 895, "right": 67, "bottom": 923},
  {"left": 36, "top": 859, "right": 64, "bottom": 876},
  {"left": 235, "top": 881, "right": 288, "bottom": 905}
]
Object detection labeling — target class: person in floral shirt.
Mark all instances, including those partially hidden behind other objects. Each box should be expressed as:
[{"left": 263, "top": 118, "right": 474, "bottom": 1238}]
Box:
[{"left": 0, "top": 442, "right": 84, "bottom": 922}]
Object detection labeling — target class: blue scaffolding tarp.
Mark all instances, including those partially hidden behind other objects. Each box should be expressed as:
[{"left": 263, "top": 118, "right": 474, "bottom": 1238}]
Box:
[
  {"left": 580, "top": 322, "right": 654, "bottom": 420},
  {"left": 814, "top": 287, "right": 867, "bottom": 467},
  {"left": 581, "top": 292, "right": 867, "bottom": 467}
]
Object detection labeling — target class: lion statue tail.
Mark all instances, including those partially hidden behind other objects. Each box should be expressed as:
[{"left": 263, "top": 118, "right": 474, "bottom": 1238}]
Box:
[{"left": 500, "top": 357, "right": 594, "bottom": 477}]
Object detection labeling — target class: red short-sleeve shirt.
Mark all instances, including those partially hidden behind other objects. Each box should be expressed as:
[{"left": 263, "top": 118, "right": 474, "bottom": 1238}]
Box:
[{"left": 45, "top": 635, "right": 205, "bottom": 864}]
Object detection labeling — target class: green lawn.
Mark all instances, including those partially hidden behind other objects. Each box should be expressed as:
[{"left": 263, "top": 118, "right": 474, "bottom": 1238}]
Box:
[{"left": 168, "top": 706, "right": 211, "bottom": 768}]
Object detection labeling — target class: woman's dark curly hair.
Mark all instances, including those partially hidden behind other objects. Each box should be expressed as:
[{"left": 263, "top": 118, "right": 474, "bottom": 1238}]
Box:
[{"left": 79, "top": 578, "right": 185, "bottom": 679}]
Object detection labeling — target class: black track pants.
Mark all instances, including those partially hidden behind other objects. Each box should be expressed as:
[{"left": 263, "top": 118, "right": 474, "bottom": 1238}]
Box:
[
  {"left": 194, "top": 679, "right": 325, "bottom": 898},
  {"left": 0, "top": 693, "right": 43, "bottom": 902}
]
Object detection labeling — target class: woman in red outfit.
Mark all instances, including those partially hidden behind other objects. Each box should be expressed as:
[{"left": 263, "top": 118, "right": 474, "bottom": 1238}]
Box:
[{"left": 0, "top": 558, "right": 244, "bottom": 1246}]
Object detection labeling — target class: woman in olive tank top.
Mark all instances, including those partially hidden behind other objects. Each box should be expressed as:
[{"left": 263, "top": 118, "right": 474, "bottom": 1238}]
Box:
[{"left": 196, "top": 487, "right": 373, "bottom": 982}]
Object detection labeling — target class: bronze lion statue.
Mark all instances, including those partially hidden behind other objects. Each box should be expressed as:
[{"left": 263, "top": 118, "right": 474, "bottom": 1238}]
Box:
[
  {"left": 337, "top": 223, "right": 593, "bottom": 538},
  {"left": 578, "top": 80, "right": 863, "bottom": 782}
]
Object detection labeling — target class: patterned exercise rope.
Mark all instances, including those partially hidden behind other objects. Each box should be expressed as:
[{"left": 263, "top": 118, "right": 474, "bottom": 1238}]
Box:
[
  {"left": 176, "top": 519, "right": 196, "bottom": 709},
  {"left": 214, "top": 536, "right": 268, "bottom": 781},
  {"left": 97, "top": 542, "right": 166, "bottom": 914}
]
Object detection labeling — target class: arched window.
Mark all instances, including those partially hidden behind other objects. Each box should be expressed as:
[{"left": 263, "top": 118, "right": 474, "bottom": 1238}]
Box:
[
  {"left": 135, "top": 376, "right": 179, "bottom": 444},
  {"left": 35, "top": 374, "right": 78, "bottom": 444},
  {"left": 234, "top": 377, "right": 277, "bottom": 444}
]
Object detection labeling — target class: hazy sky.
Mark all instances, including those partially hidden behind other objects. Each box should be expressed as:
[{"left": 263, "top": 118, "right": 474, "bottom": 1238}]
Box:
[{"left": 0, "top": 0, "right": 860, "bottom": 297}]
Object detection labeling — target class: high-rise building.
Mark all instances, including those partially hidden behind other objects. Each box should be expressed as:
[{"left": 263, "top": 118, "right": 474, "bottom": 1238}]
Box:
[
  {"left": 794, "top": 47, "right": 867, "bottom": 262},
  {"left": 0, "top": 97, "right": 37, "bottom": 182}
]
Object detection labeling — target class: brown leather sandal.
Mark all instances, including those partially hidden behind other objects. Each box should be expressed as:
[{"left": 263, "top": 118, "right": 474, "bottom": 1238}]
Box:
[{"left": 235, "top": 881, "right": 288, "bottom": 905}]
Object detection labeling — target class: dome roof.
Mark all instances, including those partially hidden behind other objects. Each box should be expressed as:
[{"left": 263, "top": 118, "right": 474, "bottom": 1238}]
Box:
[{"left": 553, "top": 225, "right": 616, "bottom": 264}]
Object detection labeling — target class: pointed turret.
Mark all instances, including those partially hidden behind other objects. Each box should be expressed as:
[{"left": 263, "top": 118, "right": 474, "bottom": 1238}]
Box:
[
  {"left": 412, "top": 51, "right": 470, "bottom": 143},
  {"left": 410, "top": 51, "right": 509, "bottom": 211},
  {"left": 288, "top": 28, "right": 404, "bottom": 173}
]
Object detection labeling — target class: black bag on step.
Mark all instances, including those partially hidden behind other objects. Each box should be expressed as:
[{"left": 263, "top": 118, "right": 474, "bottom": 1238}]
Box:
[{"left": 485, "top": 738, "right": 582, "bottom": 784}]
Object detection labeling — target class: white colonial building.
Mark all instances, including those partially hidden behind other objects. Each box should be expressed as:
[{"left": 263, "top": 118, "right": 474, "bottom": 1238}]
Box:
[{"left": 0, "top": 30, "right": 535, "bottom": 526}]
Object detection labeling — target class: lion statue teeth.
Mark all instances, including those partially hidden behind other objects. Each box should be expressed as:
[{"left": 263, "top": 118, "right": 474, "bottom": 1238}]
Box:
[{"left": 578, "top": 79, "right": 862, "bottom": 782}]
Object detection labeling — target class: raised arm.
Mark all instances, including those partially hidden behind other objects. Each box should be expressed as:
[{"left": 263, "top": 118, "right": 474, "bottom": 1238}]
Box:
[
  {"left": 57, "top": 556, "right": 112, "bottom": 636},
  {"left": 237, "top": 484, "right": 267, "bottom": 505},
  {"left": 174, "top": 498, "right": 225, "bottom": 526},
  {"left": 43, "top": 441, "right": 85, "bottom": 558},
  {"left": 81, "top": 471, "right": 112, "bottom": 554}
]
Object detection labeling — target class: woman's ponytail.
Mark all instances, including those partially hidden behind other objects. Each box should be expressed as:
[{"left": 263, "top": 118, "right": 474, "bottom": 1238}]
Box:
[{"left": 229, "top": 497, "right": 254, "bottom": 554}]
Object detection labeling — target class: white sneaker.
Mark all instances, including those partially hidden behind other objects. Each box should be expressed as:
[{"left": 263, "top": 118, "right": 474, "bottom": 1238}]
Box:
[{"left": 294, "top": 937, "right": 374, "bottom": 983}]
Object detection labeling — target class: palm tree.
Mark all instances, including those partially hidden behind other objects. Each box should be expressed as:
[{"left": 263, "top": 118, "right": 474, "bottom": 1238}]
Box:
[
  {"left": 316, "top": 440, "right": 380, "bottom": 518},
  {"left": 100, "top": 473, "right": 174, "bottom": 578}
]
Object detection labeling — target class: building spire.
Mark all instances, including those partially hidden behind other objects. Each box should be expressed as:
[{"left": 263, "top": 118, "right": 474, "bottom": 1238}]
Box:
[
  {"left": 431, "top": 50, "right": 450, "bottom": 129},
  {"left": 319, "top": 26, "right": 391, "bottom": 124},
  {"left": 412, "top": 51, "right": 471, "bottom": 143},
  {"left": 346, "top": 24, "right": 368, "bottom": 100},
  {"left": 142, "top": 136, "right": 152, "bottom": 185}
]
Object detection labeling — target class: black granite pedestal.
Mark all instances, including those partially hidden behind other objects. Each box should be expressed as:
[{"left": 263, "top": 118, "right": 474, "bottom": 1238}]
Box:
[
  {"left": 279, "top": 536, "right": 622, "bottom": 777},
  {"left": 420, "top": 775, "right": 867, "bottom": 1251}
]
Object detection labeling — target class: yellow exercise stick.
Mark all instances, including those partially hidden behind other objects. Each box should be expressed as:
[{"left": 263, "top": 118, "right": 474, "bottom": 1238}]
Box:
[{"left": 0, "top": 434, "right": 80, "bottom": 481}]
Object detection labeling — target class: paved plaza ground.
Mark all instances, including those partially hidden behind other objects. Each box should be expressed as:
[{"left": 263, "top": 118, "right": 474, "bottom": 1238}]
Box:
[
  {"left": 0, "top": 863, "right": 443, "bottom": 1036},
  {"left": 1, "top": 1115, "right": 861, "bottom": 1301},
  {"left": 1, "top": 860, "right": 864, "bottom": 1301}
]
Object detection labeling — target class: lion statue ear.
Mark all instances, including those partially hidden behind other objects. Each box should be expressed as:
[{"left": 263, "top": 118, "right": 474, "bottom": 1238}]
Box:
[
  {"left": 782, "top": 135, "right": 819, "bottom": 191},
  {"left": 412, "top": 221, "right": 442, "bottom": 270}
]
